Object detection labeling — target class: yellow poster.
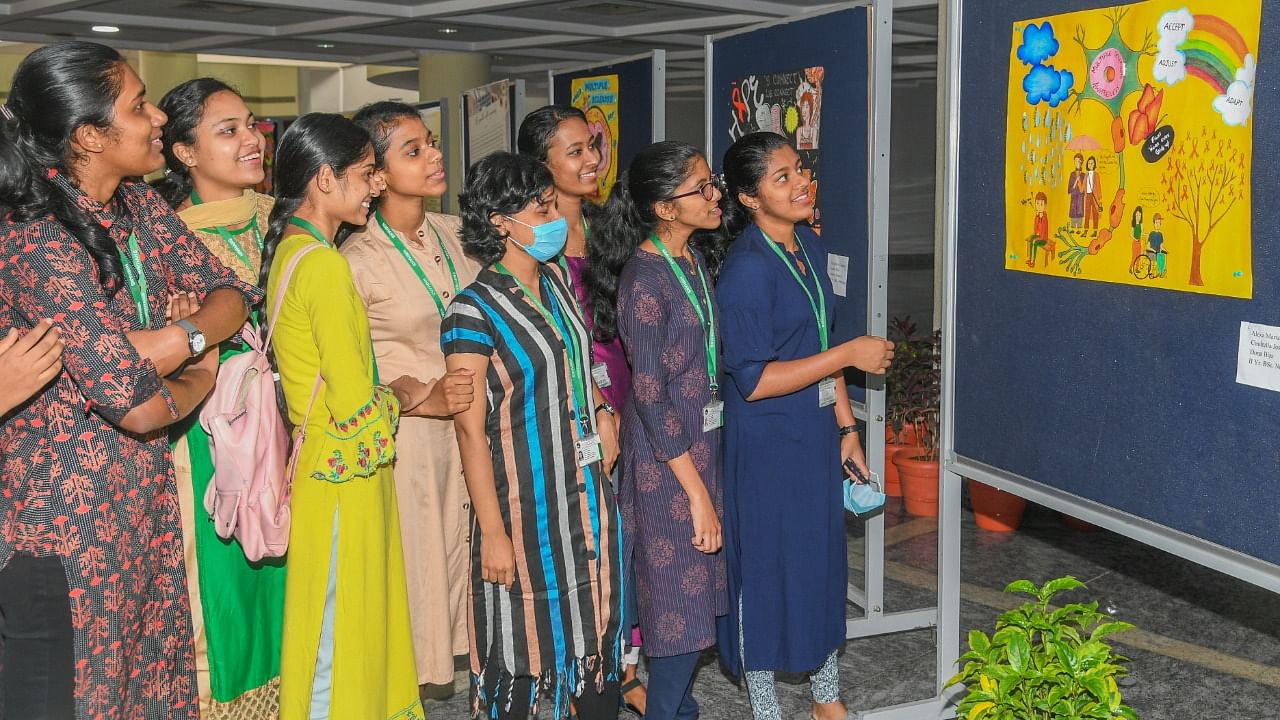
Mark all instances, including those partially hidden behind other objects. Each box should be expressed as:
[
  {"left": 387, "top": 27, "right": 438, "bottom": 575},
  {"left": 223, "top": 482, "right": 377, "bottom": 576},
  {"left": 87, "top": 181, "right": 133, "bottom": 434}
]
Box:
[
  {"left": 570, "top": 74, "right": 620, "bottom": 200},
  {"left": 1005, "top": 0, "right": 1260, "bottom": 298}
]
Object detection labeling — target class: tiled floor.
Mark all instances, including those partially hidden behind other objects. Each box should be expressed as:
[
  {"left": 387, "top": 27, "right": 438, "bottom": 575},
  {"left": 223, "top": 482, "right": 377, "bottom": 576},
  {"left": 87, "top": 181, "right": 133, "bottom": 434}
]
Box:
[{"left": 424, "top": 495, "right": 1280, "bottom": 719}]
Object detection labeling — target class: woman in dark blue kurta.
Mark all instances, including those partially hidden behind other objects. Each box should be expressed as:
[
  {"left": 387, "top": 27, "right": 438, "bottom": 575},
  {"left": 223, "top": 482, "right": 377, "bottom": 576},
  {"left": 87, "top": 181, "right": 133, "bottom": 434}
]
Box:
[{"left": 714, "top": 133, "right": 893, "bottom": 720}]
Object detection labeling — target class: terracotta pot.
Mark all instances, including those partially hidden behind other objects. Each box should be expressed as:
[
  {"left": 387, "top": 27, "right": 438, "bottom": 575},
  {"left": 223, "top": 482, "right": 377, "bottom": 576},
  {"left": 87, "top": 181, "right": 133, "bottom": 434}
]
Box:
[
  {"left": 966, "top": 479, "right": 1027, "bottom": 532},
  {"left": 883, "top": 425, "right": 921, "bottom": 497},
  {"left": 893, "top": 450, "right": 940, "bottom": 517}
]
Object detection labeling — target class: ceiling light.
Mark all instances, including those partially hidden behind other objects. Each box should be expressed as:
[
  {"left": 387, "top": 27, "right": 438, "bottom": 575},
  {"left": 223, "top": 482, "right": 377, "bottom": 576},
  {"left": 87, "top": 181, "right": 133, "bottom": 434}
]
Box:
[
  {"left": 92, "top": 25, "right": 119, "bottom": 33},
  {"left": 316, "top": 42, "right": 335, "bottom": 48},
  {"left": 437, "top": 27, "right": 459, "bottom": 34}
]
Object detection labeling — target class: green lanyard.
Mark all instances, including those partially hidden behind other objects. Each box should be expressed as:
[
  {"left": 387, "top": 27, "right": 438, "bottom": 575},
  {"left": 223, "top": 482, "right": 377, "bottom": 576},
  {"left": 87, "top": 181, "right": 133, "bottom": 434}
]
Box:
[
  {"left": 650, "top": 234, "right": 718, "bottom": 394},
  {"left": 374, "top": 211, "right": 460, "bottom": 318},
  {"left": 117, "top": 232, "right": 152, "bottom": 326},
  {"left": 760, "top": 229, "right": 828, "bottom": 351},
  {"left": 495, "top": 262, "right": 591, "bottom": 433},
  {"left": 192, "top": 190, "right": 263, "bottom": 270}
]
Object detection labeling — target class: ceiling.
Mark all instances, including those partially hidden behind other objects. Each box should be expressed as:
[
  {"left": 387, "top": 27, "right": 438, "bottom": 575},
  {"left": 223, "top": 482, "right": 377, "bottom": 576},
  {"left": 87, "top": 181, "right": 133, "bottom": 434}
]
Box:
[{"left": 0, "top": 0, "right": 939, "bottom": 93}]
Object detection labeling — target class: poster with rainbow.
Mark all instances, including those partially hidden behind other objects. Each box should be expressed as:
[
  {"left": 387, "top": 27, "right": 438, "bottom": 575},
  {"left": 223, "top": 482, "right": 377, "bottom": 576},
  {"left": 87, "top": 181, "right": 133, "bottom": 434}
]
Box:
[{"left": 1003, "top": 0, "right": 1260, "bottom": 298}]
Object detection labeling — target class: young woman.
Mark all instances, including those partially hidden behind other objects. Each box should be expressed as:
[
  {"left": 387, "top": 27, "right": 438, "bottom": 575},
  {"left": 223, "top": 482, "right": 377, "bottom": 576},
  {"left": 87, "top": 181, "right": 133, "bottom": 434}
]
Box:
[
  {"left": 714, "top": 132, "right": 894, "bottom": 720},
  {"left": 156, "top": 77, "right": 287, "bottom": 719},
  {"left": 518, "top": 103, "right": 645, "bottom": 714},
  {"left": 261, "top": 113, "right": 455, "bottom": 720},
  {"left": 442, "top": 151, "right": 623, "bottom": 720},
  {"left": 586, "top": 141, "right": 728, "bottom": 720},
  {"left": 343, "top": 100, "right": 479, "bottom": 694},
  {"left": 0, "top": 42, "right": 261, "bottom": 718}
]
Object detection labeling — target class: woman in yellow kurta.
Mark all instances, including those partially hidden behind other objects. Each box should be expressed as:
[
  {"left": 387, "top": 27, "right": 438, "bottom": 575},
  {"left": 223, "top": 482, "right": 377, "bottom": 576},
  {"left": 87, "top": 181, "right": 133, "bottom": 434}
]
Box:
[
  {"left": 343, "top": 101, "right": 480, "bottom": 692},
  {"left": 260, "top": 113, "right": 462, "bottom": 720},
  {"left": 157, "top": 78, "right": 287, "bottom": 720}
]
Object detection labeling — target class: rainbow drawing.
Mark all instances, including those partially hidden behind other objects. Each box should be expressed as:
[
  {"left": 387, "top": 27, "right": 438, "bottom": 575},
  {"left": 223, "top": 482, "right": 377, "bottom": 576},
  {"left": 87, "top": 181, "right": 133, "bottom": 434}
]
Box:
[{"left": 1181, "top": 14, "right": 1251, "bottom": 93}]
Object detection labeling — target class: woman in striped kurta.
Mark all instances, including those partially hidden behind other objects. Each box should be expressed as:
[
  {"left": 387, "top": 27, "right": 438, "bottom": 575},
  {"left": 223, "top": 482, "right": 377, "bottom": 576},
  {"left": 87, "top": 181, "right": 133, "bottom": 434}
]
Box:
[{"left": 442, "top": 152, "right": 624, "bottom": 720}]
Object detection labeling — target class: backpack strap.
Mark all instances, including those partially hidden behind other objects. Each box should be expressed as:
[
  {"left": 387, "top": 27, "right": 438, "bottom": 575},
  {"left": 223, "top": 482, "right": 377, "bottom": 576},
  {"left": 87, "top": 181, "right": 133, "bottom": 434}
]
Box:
[{"left": 264, "top": 242, "right": 322, "bottom": 349}]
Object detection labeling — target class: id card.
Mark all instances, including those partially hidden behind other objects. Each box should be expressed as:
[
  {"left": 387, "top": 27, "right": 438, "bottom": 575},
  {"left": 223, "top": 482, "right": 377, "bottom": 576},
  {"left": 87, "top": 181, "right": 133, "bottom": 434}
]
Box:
[
  {"left": 702, "top": 400, "right": 724, "bottom": 432},
  {"left": 575, "top": 434, "right": 602, "bottom": 467},
  {"left": 818, "top": 377, "right": 837, "bottom": 407},
  {"left": 591, "top": 362, "right": 612, "bottom": 388}
]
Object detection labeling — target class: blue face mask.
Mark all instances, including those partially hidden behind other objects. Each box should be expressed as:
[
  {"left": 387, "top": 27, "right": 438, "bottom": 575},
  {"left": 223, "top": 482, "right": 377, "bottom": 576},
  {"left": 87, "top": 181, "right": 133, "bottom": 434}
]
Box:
[{"left": 505, "top": 215, "right": 568, "bottom": 263}]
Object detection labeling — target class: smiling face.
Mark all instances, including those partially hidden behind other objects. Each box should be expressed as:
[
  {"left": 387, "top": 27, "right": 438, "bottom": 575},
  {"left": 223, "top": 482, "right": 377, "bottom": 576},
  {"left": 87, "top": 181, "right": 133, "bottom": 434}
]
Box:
[
  {"left": 86, "top": 62, "right": 168, "bottom": 179},
  {"left": 173, "top": 90, "right": 265, "bottom": 194},
  {"left": 543, "top": 117, "right": 600, "bottom": 198},
  {"left": 329, "top": 146, "right": 379, "bottom": 226},
  {"left": 379, "top": 114, "right": 446, "bottom": 199},
  {"left": 655, "top": 155, "right": 722, "bottom": 233},
  {"left": 740, "top": 144, "right": 812, "bottom": 225}
]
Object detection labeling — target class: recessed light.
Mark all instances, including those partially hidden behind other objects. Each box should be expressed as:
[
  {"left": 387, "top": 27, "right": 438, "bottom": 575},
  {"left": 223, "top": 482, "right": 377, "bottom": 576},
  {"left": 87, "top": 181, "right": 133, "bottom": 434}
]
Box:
[
  {"left": 92, "top": 25, "right": 119, "bottom": 33},
  {"left": 437, "top": 27, "right": 459, "bottom": 34},
  {"left": 316, "top": 42, "right": 335, "bottom": 49}
]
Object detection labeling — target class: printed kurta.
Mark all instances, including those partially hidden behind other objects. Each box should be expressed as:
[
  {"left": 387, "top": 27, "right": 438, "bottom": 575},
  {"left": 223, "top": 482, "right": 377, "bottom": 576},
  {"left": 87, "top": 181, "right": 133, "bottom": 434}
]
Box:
[
  {"left": 616, "top": 248, "right": 727, "bottom": 658},
  {"left": 266, "top": 234, "right": 422, "bottom": 720},
  {"left": 440, "top": 265, "right": 623, "bottom": 718},
  {"left": 171, "top": 190, "right": 285, "bottom": 719},
  {"left": 342, "top": 212, "right": 481, "bottom": 685},
  {"left": 0, "top": 175, "right": 262, "bottom": 719}
]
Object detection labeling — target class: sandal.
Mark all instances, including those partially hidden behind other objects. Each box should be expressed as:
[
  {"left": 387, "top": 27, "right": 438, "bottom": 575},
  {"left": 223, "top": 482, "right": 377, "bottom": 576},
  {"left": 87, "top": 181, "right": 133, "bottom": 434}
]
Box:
[{"left": 620, "top": 677, "right": 646, "bottom": 716}]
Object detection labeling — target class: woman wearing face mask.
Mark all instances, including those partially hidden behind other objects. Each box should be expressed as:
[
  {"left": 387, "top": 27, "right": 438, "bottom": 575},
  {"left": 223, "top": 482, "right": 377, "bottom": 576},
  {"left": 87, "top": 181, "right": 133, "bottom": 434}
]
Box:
[
  {"left": 343, "top": 100, "right": 478, "bottom": 696},
  {"left": 0, "top": 42, "right": 262, "bottom": 719},
  {"left": 586, "top": 141, "right": 729, "bottom": 720},
  {"left": 155, "top": 77, "right": 286, "bottom": 719},
  {"left": 517, "top": 106, "right": 646, "bottom": 711},
  {"left": 261, "top": 113, "right": 450, "bottom": 720},
  {"left": 442, "top": 151, "right": 622, "bottom": 720},
  {"left": 714, "top": 133, "right": 894, "bottom": 720}
]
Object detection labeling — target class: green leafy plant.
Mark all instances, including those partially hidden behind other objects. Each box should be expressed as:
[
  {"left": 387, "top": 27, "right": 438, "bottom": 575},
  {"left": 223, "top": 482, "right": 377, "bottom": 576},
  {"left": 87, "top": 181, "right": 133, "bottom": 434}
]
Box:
[
  {"left": 886, "top": 316, "right": 936, "bottom": 444},
  {"left": 947, "top": 576, "right": 1137, "bottom": 720}
]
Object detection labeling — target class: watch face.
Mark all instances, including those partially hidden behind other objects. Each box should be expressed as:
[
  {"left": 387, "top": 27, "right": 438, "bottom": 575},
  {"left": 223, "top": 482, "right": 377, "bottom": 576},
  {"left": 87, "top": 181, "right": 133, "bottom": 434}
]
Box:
[{"left": 191, "top": 333, "right": 207, "bottom": 354}]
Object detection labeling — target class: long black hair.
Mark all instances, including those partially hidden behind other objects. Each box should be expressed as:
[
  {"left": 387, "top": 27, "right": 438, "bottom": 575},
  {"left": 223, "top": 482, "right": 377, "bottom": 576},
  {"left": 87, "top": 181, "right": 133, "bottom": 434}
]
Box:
[
  {"left": 517, "top": 104, "right": 587, "bottom": 163},
  {"left": 458, "top": 152, "right": 554, "bottom": 267},
  {"left": 153, "top": 77, "right": 239, "bottom": 208},
  {"left": 585, "top": 140, "right": 724, "bottom": 343},
  {"left": 719, "top": 131, "right": 791, "bottom": 243},
  {"left": 352, "top": 100, "right": 421, "bottom": 168},
  {"left": 0, "top": 41, "right": 129, "bottom": 292},
  {"left": 258, "top": 113, "right": 372, "bottom": 290}
]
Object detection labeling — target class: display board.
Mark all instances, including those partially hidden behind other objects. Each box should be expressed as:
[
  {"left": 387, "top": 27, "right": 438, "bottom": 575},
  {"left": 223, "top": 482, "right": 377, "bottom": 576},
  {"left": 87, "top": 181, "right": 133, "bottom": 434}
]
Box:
[
  {"left": 460, "top": 78, "right": 525, "bottom": 170},
  {"left": 707, "top": 6, "right": 872, "bottom": 402},
  {"left": 549, "top": 50, "right": 666, "bottom": 201},
  {"left": 950, "top": 0, "right": 1280, "bottom": 579}
]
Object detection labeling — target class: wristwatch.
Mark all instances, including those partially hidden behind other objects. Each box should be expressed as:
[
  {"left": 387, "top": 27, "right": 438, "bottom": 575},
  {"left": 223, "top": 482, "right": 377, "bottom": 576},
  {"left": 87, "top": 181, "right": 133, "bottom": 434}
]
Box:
[
  {"left": 595, "top": 401, "right": 616, "bottom": 417},
  {"left": 176, "top": 318, "right": 207, "bottom": 356}
]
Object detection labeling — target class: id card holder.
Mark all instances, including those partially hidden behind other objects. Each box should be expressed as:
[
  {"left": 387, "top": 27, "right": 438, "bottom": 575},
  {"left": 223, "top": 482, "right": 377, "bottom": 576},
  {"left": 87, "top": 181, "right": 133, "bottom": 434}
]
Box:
[
  {"left": 591, "top": 361, "right": 612, "bottom": 388},
  {"left": 575, "top": 433, "right": 602, "bottom": 467},
  {"left": 818, "top": 377, "right": 838, "bottom": 407},
  {"left": 702, "top": 400, "right": 724, "bottom": 432}
]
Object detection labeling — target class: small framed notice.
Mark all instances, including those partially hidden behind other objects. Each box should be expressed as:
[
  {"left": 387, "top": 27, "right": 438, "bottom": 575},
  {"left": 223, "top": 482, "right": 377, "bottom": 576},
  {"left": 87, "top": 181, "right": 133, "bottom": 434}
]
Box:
[{"left": 1236, "top": 322, "right": 1280, "bottom": 393}]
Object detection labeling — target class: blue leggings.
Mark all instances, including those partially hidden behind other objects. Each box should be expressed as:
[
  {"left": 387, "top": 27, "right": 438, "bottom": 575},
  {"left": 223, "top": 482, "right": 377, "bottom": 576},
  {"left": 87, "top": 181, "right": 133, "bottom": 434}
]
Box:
[{"left": 645, "top": 650, "right": 701, "bottom": 720}]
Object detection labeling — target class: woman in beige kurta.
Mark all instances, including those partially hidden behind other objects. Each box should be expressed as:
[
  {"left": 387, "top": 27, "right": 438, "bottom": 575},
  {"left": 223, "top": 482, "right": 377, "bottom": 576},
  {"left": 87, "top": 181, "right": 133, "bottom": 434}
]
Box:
[{"left": 343, "top": 101, "right": 481, "bottom": 688}]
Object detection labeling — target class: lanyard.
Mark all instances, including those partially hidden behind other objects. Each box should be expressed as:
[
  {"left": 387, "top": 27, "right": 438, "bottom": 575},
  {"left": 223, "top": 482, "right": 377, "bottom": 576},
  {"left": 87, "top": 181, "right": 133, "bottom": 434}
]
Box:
[
  {"left": 288, "top": 217, "right": 332, "bottom": 248},
  {"left": 117, "top": 232, "right": 152, "bottom": 326},
  {"left": 496, "top": 262, "right": 591, "bottom": 434},
  {"left": 374, "top": 211, "right": 460, "bottom": 318},
  {"left": 191, "top": 190, "right": 263, "bottom": 270},
  {"left": 760, "top": 229, "right": 828, "bottom": 351},
  {"left": 650, "top": 234, "right": 718, "bottom": 394}
]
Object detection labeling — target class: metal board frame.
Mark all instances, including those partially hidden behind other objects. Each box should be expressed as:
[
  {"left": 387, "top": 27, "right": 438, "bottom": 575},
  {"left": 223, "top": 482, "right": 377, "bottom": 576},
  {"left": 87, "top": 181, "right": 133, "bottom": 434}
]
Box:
[{"left": 546, "top": 49, "right": 667, "bottom": 142}]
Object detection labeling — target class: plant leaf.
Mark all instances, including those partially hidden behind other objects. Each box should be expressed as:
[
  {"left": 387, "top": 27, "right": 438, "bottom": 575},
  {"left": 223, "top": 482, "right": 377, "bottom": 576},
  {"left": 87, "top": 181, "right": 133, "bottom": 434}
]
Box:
[
  {"left": 1005, "top": 579, "right": 1039, "bottom": 596},
  {"left": 1006, "top": 630, "right": 1031, "bottom": 673}
]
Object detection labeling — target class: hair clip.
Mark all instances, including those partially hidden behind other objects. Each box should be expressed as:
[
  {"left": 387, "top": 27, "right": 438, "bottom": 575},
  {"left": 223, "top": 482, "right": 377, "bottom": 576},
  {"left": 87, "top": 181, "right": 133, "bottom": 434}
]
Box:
[{"left": 0, "top": 105, "right": 14, "bottom": 122}]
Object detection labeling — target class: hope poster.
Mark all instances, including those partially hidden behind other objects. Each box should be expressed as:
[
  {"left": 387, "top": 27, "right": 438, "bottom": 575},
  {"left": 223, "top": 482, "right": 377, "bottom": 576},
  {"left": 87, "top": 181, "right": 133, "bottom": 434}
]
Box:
[
  {"left": 1005, "top": 0, "right": 1260, "bottom": 298},
  {"left": 570, "top": 74, "right": 620, "bottom": 201}
]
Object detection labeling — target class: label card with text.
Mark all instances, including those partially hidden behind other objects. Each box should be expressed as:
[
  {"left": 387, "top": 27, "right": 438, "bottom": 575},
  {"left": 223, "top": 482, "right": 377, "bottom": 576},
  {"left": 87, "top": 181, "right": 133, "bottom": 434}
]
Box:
[{"left": 1236, "top": 322, "right": 1280, "bottom": 393}]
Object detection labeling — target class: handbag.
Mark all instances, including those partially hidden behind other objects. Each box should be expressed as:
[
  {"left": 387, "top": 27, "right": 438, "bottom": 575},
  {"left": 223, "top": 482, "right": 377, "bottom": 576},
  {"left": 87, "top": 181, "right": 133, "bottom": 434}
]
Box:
[
  {"left": 843, "top": 459, "right": 887, "bottom": 517},
  {"left": 200, "top": 243, "right": 323, "bottom": 562}
]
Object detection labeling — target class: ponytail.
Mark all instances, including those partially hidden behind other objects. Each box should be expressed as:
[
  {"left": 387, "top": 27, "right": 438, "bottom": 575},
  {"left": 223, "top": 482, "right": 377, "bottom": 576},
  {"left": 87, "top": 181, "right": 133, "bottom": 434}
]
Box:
[{"left": 259, "top": 195, "right": 302, "bottom": 292}]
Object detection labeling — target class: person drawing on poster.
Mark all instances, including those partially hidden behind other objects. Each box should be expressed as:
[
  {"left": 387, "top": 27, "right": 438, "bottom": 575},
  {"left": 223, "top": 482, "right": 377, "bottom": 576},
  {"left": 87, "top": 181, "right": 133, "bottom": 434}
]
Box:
[
  {"left": 1130, "top": 206, "right": 1143, "bottom": 268},
  {"left": 1148, "top": 213, "right": 1167, "bottom": 278},
  {"left": 796, "top": 90, "right": 819, "bottom": 150},
  {"left": 1084, "top": 156, "right": 1102, "bottom": 236},
  {"left": 1026, "top": 191, "right": 1049, "bottom": 268},
  {"left": 1067, "top": 153, "right": 1086, "bottom": 229}
]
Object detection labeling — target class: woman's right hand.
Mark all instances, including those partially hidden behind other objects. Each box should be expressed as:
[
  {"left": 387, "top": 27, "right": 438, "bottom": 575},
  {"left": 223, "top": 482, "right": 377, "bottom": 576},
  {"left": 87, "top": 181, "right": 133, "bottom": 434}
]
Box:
[
  {"left": 387, "top": 374, "right": 434, "bottom": 415},
  {"left": 689, "top": 489, "right": 722, "bottom": 554},
  {"left": 841, "top": 336, "right": 895, "bottom": 374},
  {"left": 480, "top": 530, "right": 516, "bottom": 589},
  {"left": 0, "top": 320, "right": 64, "bottom": 414}
]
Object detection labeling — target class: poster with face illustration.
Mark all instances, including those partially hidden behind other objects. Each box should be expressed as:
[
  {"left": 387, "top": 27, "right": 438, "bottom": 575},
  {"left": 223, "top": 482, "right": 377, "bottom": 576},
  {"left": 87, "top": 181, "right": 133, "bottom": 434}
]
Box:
[
  {"left": 1005, "top": 0, "right": 1260, "bottom": 298},
  {"left": 729, "top": 66, "right": 824, "bottom": 232},
  {"left": 570, "top": 73, "right": 620, "bottom": 201}
]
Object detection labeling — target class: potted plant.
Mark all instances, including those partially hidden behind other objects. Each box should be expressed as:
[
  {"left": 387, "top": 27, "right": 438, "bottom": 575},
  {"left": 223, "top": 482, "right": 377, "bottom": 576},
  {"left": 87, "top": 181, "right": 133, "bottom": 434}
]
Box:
[
  {"left": 891, "top": 328, "right": 941, "bottom": 516},
  {"left": 883, "top": 317, "right": 930, "bottom": 496},
  {"left": 967, "top": 478, "right": 1029, "bottom": 532},
  {"left": 947, "top": 576, "right": 1136, "bottom": 720}
]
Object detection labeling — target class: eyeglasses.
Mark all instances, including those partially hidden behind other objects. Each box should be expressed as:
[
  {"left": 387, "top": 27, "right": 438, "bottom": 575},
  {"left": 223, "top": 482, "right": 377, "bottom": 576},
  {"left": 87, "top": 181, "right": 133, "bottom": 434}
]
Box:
[{"left": 663, "top": 175, "right": 725, "bottom": 202}]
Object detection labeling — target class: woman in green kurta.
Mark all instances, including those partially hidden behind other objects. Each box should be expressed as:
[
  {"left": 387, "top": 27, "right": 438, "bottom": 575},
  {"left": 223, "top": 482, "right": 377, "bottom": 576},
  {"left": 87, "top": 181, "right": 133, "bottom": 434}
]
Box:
[{"left": 157, "top": 78, "right": 287, "bottom": 719}]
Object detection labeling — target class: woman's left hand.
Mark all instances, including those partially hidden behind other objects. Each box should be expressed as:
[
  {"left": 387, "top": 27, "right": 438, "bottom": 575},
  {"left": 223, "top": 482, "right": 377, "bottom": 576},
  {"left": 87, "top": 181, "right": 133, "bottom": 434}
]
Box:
[
  {"left": 841, "top": 431, "right": 869, "bottom": 480},
  {"left": 597, "top": 409, "right": 620, "bottom": 473}
]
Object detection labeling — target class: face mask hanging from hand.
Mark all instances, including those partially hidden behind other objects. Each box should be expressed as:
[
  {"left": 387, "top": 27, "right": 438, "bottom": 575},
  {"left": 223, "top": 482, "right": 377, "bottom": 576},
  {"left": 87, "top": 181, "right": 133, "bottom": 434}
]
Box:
[{"left": 505, "top": 215, "right": 569, "bottom": 262}]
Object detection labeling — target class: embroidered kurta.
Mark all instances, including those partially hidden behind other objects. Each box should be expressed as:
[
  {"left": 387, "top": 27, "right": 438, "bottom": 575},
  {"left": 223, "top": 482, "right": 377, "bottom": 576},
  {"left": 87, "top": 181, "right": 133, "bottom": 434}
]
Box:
[
  {"left": 616, "top": 248, "right": 727, "bottom": 659},
  {"left": 342, "top": 211, "right": 480, "bottom": 685},
  {"left": 0, "top": 176, "right": 262, "bottom": 719},
  {"left": 171, "top": 190, "right": 285, "bottom": 719},
  {"left": 441, "top": 265, "right": 623, "bottom": 718},
  {"left": 266, "top": 234, "right": 422, "bottom": 720}
]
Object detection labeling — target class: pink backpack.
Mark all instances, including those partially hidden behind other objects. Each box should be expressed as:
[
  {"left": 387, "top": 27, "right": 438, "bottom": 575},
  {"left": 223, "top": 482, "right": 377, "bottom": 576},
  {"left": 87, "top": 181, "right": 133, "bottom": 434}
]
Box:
[{"left": 200, "top": 244, "right": 323, "bottom": 562}]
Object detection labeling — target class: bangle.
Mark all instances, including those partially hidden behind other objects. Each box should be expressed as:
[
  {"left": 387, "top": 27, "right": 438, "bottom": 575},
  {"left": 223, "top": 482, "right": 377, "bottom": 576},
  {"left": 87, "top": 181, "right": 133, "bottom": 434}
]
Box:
[
  {"left": 838, "top": 424, "right": 858, "bottom": 437},
  {"left": 595, "top": 401, "right": 616, "bottom": 417}
]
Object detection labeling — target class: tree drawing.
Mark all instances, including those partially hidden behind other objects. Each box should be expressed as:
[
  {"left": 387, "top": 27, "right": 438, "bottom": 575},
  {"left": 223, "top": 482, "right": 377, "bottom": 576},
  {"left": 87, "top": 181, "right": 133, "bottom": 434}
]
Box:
[{"left": 1160, "top": 129, "right": 1246, "bottom": 286}]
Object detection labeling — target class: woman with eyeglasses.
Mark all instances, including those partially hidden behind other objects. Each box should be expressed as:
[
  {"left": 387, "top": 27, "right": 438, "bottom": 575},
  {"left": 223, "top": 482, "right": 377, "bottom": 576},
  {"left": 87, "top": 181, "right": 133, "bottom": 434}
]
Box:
[
  {"left": 585, "top": 141, "right": 729, "bottom": 720},
  {"left": 342, "top": 100, "right": 479, "bottom": 698}
]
